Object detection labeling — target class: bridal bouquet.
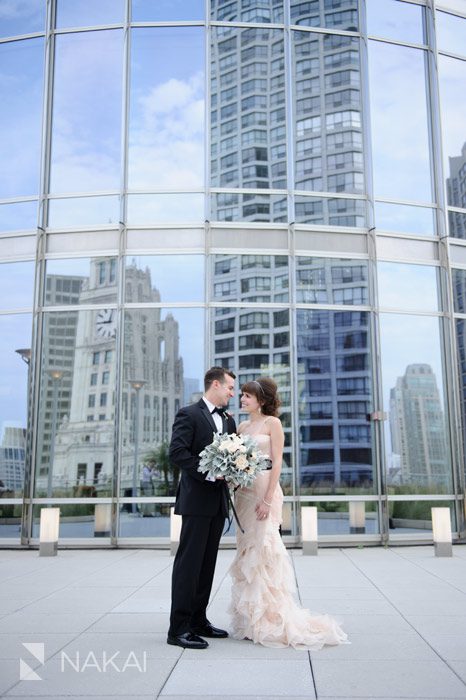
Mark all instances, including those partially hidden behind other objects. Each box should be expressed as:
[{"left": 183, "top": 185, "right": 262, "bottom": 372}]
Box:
[{"left": 198, "top": 432, "right": 269, "bottom": 488}]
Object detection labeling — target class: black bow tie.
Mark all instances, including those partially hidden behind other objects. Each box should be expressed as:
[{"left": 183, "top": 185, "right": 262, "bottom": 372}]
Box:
[{"left": 211, "top": 407, "right": 225, "bottom": 416}]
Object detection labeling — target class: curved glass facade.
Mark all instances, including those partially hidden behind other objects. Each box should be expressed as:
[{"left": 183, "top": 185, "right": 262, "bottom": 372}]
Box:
[{"left": 1, "top": 0, "right": 465, "bottom": 546}]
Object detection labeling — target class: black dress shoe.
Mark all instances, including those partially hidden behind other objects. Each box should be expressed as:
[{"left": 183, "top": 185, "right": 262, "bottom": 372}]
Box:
[
  {"left": 191, "top": 623, "right": 228, "bottom": 638},
  {"left": 167, "top": 632, "right": 208, "bottom": 649}
]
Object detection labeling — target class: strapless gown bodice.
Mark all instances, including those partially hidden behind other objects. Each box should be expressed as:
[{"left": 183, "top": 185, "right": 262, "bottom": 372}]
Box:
[{"left": 228, "top": 431, "right": 349, "bottom": 650}]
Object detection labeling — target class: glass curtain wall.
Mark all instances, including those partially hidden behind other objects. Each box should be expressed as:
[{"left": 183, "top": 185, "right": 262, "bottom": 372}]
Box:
[{"left": 1, "top": 0, "right": 465, "bottom": 546}]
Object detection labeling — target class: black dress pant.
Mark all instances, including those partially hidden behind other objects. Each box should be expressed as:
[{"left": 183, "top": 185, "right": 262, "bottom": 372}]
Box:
[{"left": 169, "top": 510, "right": 225, "bottom": 636}]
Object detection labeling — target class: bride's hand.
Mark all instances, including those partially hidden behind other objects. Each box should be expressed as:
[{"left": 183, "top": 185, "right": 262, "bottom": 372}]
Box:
[{"left": 255, "top": 500, "right": 270, "bottom": 520}]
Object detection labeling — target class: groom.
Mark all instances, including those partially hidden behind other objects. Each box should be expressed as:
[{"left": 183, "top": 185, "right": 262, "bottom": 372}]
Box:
[{"left": 167, "top": 366, "right": 236, "bottom": 649}]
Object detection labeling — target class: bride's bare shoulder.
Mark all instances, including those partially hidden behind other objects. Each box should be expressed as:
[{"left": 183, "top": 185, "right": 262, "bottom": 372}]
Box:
[{"left": 237, "top": 420, "right": 250, "bottom": 433}]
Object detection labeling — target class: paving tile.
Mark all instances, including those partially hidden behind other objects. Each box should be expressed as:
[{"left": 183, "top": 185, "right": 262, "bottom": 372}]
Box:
[
  {"left": 53, "top": 633, "right": 182, "bottom": 660},
  {"left": 160, "top": 659, "right": 316, "bottom": 697},
  {"left": 309, "top": 633, "right": 438, "bottom": 661},
  {"left": 424, "top": 635, "right": 466, "bottom": 661},
  {"left": 87, "top": 612, "right": 168, "bottom": 634},
  {"left": 312, "top": 659, "right": 466, "bottom": 698},
  {"left": 4, "top": 656, "right": 176, "bottom": 696},
  {"left": 0, "top": 633, "right": 77, "bottom": 660},
  {"left": 450, "top": 662, "right": 466, "bottom": 684},
  {"left": 0, "top": 612, "right": 103, "bottom": 635},
  {"left": 406, "top": 615, "right": 466, "bottom": 636}
]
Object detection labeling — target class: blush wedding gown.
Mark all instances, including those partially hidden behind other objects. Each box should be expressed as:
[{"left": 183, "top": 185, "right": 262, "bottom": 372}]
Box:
[{"left": 229, "top": 429, "right": 349, "bottom": 650}]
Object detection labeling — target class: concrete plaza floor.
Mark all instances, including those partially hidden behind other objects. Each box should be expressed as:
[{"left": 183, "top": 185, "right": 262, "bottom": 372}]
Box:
[{"left": 1, "top": 545, "right": 466, "bottom": 699}]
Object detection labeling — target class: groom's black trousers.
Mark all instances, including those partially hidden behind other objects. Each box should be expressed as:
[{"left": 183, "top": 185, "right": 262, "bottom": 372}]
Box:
[{"left": 169, "top": 510, "right": 225, "bottom": 636}]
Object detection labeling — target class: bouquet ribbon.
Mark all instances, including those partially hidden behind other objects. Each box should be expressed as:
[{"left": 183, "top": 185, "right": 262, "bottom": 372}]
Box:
[{"left": 224, "top": 487, "right": 244, "bottom": 535}]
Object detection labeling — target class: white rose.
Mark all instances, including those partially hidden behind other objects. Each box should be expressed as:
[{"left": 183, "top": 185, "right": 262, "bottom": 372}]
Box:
[{"left": 235, "top": 455, "right": 248, "bottom": 470}]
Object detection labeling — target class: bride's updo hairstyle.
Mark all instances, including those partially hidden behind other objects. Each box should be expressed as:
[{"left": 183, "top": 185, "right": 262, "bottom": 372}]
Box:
[{"left": 241, "top": 377, "right": 281, "bottom": 417}]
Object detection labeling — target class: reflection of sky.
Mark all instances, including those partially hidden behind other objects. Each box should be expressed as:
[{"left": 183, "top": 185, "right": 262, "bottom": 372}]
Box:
[
  {"left": 368, "top": 41, "right": 432, "bottom": 202},
  {"left": 377, "top": 262, "right": 439, "bottom": 312},
  {"left": 0, "top": 38, "right": 44, "bottom": 198},
  {"left": 0, "top": 314, "right": 32, "bottom": 435},
  {"left": 380, "top": 314, "right": 445, "bottom": 454},
  {"left": 46, "top": 257, "right": 93, "bottom": 277},
  {"left": 0, "top": 261, "right": 35, "bottom": 309},
  {"left": 366, "top": 0, "right": 424, "bottom": 43},
  {"left": 437, "top": 9, "right": 466, "bottom": 57},
  {"left": 48, "top": 196, "right": 120, "bottom": 228},
  {"left": 128, "top": 256, "right": 204, "bottom": 302},
  {"left": 132, "top": 0, "right": 204, "bottom": 21},
  {"left": 0, "top": 0, "right": 45, "bottom": 38},
  {"left": 0, "top": 200, "right": 38, "bottom": 232},
  {"left": 161, "top": 308, "right": 204, "bottom": 383},
  {"left": 126, "top": 194, "right": 204, "bottom": 224},
  {"left": 56, "top": 0, "right": 125, "bottom": 28},
  {"left": 129, "top": 27, "right": 204, "bottom": 189},
  {"left": 50, "top": 30, "right": 123, "bottom": 193},
  {"left": 375, "top": 202, "right": 435, "bottom": 235},
  {"left": 438, "top": 55, "right": 466, "bottom": 171}
]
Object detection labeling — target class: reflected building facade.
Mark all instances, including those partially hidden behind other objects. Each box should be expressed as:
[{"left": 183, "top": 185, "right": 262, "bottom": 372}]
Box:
[
  {"left": 389, "top": 364, "right": 449, "bottom": 489},
  {"left": 1, "top": 0, "right": 466, "bottom": 545}
]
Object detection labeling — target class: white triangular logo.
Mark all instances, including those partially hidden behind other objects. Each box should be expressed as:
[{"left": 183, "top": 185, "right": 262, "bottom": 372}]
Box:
[
  {"left": 22, "top": 643, "right": 44, "bottom": 664},
  {"left": 19, "top": 659, "right": 42, "bottom": 681}
]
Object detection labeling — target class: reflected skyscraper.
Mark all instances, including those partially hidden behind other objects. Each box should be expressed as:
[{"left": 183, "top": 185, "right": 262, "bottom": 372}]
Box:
[
  {"left": 389, "top": 364, "right": 449, "bottom": 488},
  {"left": 447, "top": 142, "right": 466, "bottom": 239}
]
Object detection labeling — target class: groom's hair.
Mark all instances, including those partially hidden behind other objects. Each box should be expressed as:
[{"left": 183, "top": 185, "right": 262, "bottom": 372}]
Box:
[{"left": 204, "top": 366, "right": 236, "bottom": 391}]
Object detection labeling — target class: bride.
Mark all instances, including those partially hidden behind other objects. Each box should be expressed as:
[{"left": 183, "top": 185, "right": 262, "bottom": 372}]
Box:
[{"left": 229, "top": 377, "right": 349, "bottom": 650}]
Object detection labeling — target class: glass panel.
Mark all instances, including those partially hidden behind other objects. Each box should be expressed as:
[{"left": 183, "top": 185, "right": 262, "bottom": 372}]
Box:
[
  {"left": 0, "top": 314, "right": 32, "bottom": 502},
  {"left": 297, "top": 309, "right": 374, "bottom": 494},
  {"left": 380, "top": 314, "right": 452, "bottom": 494},
  {"left": 118, "top": 505, "right": 171, "bottom": 537},
  {"left": 129, "top": 27, "right": 204, "bottom": 189},
  {"left": 0, "top": 39, "right": 44, "bottom": 198},
  {"left": 50, "top": 30, "right": 123, "bottom": 193},
  {"left": 0, "top": 261, "right": 35, "bottom": 310},
  {"left": 45, "top": 257, "right": 118, "bottom": 306},
  {"left": 452, "top": 269, "right": 466, "bottom": 312},
  {"left": 290, "top": 0, "right": 359, "bottom": 32},
  {"left": 32, "top": 504, "right": 113, "bottom": 538},
  {"left": 0, "top": 200, "right": 38, "bottom": 232},
  {"left": 35, "top": 310, "right": 118, "bottom": 497},
  {"left": 210, "top": 0, "right": 284, "bottom": 23},
  {"left": 134, "top": 0, "right": 204, "bottom": 21},
  {"left": 437, "top": 10, "right": 466, "bottom": 57},
  {"left": 127, "top": 194, "right": 204, "bottom": 225},
  {"left": 0, "top": 0, "right": 45, "bottom": 38},
  {"left": 210, "top": 26, "right": 286, "bottom": 199},
  {"left": 439, "top": 56, "right": 466, "bottom": 234},
  {"left": 48, "top": 196, "right": 120, "bottom": 228},
  {"left": 296, "top": 257, "right": 368, "bottom": 305},
  {"left": 211, "top": 193, "right": 288, "bottom": 223},
  {"left": 295, "top": 196, "right": 366, "bottom": 227},
  {"left": 212, "top": 254, "right": 289, "bottom": 303},
  {"left": 375, "top": 202, "right": 436, "bottom": 236},
  {"left": 448, "top": 209, "right": 466, "bottom": 238},
  {"left": 389, "top": 500, "right": 455, "bottom": 535},
  {"left": 300, "top": 501, "right": 379, "bottom": 535},
  {"left": 211, "top": 306, "right": 293, "bottom": 493},
  {"left": 120, "top": 308, "right": 204, "bottom": 498},
  {"left": 368, "top": 41, "right": 432, "bottom": 202},
  {"left": 292, "top": 31, "right": 364, "bottom": 195},
  {"left": 56, "top": 0, "right": 125, "bottom": 28},
  {"left": 366, "top": 0, "right": 425, "bottom": 44},
  {"left": 378, "top": 263, "right": 439, "bottom": 312},
  {"left": 125, "top": 255, "right": 205, "bottom": 303}
]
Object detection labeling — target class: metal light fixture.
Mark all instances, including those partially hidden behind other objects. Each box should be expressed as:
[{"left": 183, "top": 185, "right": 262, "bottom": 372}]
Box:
[
  {"left": 15, "top": 348, "right": 32, "bottom": 365},
  {"left": 349, "top": 502, "right": 366, "bottom": 534},
  {"left": 431, "top": 507, "right": 453, "bottom": 557},
  {"left": 39, "top": 507, "right": 60, "bottom": 556},
  {"left": 301, "top": 506, "right": 318, "bottom": 555}
]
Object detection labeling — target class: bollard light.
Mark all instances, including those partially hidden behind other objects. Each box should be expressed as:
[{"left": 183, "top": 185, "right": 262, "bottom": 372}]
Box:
[
  {"left": 170, "top": 507, "right": 182, "bottom": 556},
  {"left": 301, "top": 506, "right": 318, "bottom": 556},
  {"left": 94, "top": 504, "right": 112, "bottom": 538},
  {"left": 39, "top": 507, "right": 60, "bottom": 556},
  {"left": 349, "top": 501, "right": 366, "bottom": 534},
  {"left": 431, "top": 507, "right": 453, "bottom": 557}
]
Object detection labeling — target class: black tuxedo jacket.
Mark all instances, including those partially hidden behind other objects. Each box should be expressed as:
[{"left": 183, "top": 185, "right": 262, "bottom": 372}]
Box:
[{"left": 169, "top": 399, "right": 236, "bottom": 517}]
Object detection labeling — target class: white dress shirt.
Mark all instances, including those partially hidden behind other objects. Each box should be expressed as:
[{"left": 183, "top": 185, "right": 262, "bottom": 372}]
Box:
[{"left": 202, "top": 396, "right": 223, "bottom": 434}]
